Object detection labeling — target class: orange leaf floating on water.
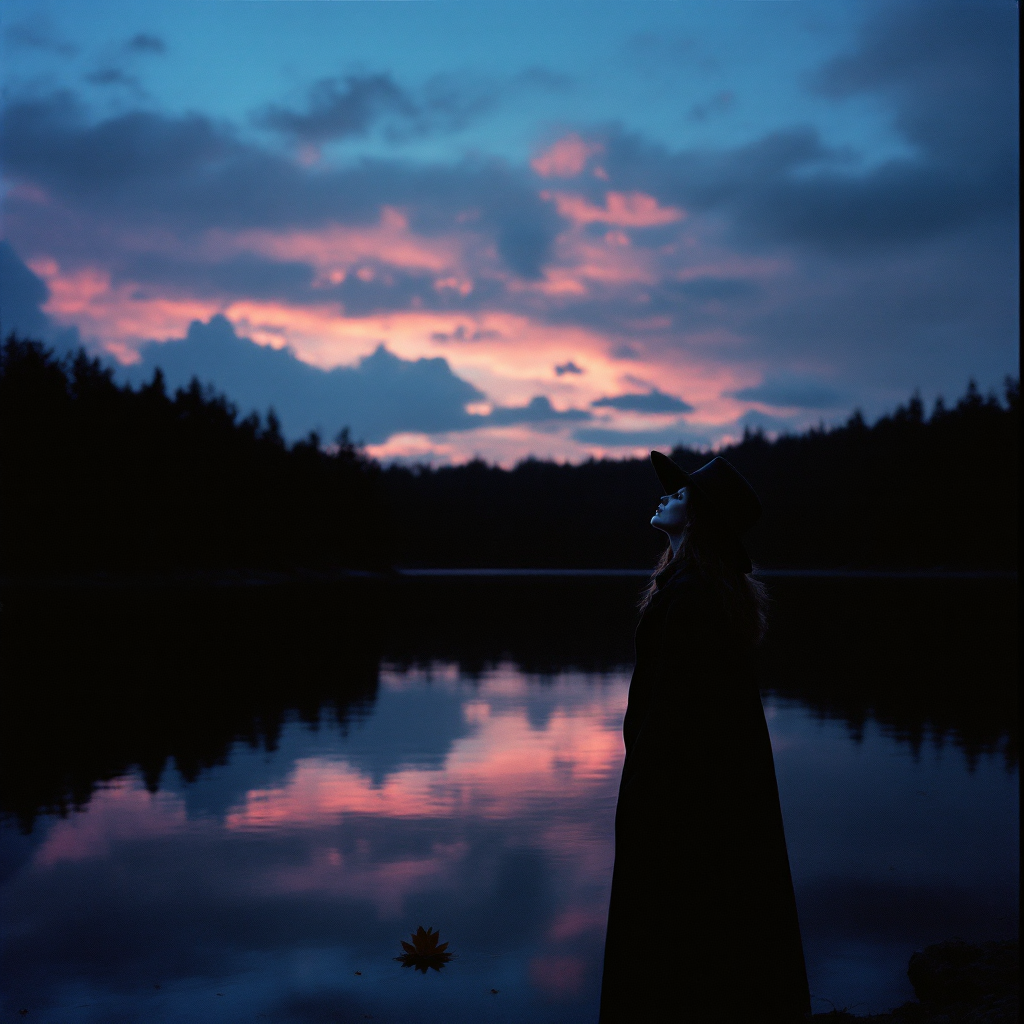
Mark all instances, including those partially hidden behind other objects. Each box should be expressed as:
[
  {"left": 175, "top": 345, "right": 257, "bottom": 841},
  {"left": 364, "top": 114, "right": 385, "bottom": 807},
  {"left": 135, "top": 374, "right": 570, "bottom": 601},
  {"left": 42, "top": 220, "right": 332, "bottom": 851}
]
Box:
[{"left": 394, "top": 926, "right": 455, "bottom": 973}]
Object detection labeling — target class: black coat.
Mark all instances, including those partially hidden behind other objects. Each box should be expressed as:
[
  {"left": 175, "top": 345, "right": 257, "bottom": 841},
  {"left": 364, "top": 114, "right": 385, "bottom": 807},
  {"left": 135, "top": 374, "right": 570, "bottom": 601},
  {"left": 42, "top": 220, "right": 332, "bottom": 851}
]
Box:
[{"left": 599, "top": 568, "right": 810, "bottom": 1023}]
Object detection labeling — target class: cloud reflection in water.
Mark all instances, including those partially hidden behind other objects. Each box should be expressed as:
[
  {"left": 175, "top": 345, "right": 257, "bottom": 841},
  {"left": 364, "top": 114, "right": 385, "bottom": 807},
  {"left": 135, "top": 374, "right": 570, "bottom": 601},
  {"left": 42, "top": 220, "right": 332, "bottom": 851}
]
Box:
[
  {"left": 225, "top": 666, "right": 626, "bottom": 831},
  {"left": 3, "top": 658, "right": 1017, "bottom": 1023}
]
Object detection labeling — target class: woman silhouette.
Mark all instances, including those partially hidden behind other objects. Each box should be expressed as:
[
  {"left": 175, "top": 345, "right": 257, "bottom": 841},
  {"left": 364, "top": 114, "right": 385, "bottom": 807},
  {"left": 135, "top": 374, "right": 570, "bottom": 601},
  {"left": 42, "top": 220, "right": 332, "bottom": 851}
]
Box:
[{"left": 599, "top": 452, "right": 810, "bottom": 1024}]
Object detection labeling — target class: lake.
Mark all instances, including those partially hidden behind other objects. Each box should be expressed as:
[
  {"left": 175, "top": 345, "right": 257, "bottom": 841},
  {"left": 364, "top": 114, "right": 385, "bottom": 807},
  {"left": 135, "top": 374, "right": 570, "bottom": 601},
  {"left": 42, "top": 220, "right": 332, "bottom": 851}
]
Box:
[{"left": 0, "top": 575, "right": 1017, "bottom": 1022}]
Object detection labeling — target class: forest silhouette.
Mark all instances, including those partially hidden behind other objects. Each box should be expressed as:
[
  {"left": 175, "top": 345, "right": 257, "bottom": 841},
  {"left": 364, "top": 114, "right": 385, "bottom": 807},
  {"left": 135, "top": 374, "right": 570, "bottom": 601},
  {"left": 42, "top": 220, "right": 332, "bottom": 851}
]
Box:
[
  {"left": 382, "top": 380, "right": 1019, "bottom": 571},
  {"left": 2, "top": 334, "right": 1017, "bottom": 576},
  {"left": 1, "top": 335, "right": 388, "bottom": 576}
]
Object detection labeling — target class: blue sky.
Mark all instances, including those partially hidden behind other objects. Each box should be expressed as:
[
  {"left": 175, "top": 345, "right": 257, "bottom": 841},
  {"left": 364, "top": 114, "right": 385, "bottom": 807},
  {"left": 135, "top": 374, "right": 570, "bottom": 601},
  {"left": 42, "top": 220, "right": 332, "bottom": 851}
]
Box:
[{"left": 1, "top": 0, "right": 1018, "bottom": 462}]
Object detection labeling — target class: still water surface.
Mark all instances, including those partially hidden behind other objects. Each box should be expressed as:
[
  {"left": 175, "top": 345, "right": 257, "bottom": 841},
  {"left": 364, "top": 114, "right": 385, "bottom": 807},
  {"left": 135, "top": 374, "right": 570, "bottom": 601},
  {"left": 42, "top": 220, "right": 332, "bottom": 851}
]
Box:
[{"left": 0, "top": 579, "right": 1018, "bottom": 1022}]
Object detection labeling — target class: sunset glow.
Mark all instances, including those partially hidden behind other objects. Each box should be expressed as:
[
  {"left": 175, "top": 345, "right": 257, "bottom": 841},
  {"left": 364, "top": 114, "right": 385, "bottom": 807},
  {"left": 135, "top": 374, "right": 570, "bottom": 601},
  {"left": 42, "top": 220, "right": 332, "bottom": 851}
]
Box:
[
  {"left": 2, "top": 1, "right": 1016, "bottom": 461},
  {"left": 530, "top": 134, "right": 604, "bottom": 178}
]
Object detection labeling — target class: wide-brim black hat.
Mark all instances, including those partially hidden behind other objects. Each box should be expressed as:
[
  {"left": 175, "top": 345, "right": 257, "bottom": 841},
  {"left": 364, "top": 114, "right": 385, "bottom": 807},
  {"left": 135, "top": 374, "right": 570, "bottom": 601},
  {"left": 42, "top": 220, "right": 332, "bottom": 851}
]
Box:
[{"left": 650, "top": 451, "right": 761, "bottom": 573}]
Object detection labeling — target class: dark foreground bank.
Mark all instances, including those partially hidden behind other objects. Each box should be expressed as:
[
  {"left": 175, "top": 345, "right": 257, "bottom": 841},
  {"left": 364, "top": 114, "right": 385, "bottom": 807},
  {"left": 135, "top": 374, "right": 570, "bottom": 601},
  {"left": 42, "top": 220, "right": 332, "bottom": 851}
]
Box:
[{"left": 811, "top": 939, "right": 1017, "bottom": 1023}]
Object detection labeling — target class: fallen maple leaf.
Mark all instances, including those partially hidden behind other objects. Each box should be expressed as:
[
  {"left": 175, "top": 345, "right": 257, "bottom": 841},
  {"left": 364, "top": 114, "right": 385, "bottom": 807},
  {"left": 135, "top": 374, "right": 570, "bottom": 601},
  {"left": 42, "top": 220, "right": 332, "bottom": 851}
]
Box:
[{"left": 394, "top": 927, "right": 454, "bottom": 973}]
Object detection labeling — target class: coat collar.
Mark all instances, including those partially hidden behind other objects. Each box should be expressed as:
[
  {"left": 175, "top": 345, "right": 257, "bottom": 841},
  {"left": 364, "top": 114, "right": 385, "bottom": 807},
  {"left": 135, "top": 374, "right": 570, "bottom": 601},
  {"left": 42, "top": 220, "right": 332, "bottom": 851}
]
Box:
[{"left": 655, "top": 563, "right": 693, "bottom": 591}]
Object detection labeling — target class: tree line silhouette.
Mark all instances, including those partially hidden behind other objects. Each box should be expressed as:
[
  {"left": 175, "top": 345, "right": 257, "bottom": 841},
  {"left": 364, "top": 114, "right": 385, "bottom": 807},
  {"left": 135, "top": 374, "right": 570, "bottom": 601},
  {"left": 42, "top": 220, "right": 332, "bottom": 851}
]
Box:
[
  {"left": 1, "top": 335, "right": 388, "bottom": 575},
  {"left": 383, "top": 380, "right": 1018, "bottom": 570},
  {"left": 1, "top": 333, "right": 1018, "bottom": 573}
]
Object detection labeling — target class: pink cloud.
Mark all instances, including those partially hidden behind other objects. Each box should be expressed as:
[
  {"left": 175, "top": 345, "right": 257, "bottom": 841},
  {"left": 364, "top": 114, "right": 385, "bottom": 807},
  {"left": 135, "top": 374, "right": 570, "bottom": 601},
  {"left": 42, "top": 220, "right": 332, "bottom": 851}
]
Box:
[
  {"left": 28, "top": 253, "right": 766, "bottom": 466},
  {"left": 543, "top": 191, "right": 685, "bottom": 228},
  {"left": 210, "top": 206, "right": 468, "bottom": 280},
  {"left": 20, "top": 201, "right": 782, "bottom": 467},
  {"left": 531, "top": 134, "right": 604, "bottom": 178},
  {"left": 433, "top": 276, "right": 473, "bottom": 296},
  {"left": 30, "top": 258, "right": 222, "bottom": 363},
  {"left": 25, "top": 257, "right": 630, "bottom": 404}
]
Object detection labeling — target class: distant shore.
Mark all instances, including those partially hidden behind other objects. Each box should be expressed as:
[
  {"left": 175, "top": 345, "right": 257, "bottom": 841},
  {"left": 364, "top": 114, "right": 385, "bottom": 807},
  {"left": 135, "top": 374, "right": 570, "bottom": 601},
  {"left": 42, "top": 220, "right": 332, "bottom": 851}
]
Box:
[{"left": 1, "top": 566, "right": 1017, "bottom": 590}]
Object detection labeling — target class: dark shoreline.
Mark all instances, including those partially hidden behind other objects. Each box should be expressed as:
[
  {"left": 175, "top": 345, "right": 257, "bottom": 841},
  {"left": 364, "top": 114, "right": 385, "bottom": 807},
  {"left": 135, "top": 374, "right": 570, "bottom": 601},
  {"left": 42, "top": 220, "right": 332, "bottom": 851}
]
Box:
[
  {"left": 809, "top": 938, "right": 1017, "bottom": 1023},
  {"left": 1, "top": 566, "right": 1017, "bottom": 591}
]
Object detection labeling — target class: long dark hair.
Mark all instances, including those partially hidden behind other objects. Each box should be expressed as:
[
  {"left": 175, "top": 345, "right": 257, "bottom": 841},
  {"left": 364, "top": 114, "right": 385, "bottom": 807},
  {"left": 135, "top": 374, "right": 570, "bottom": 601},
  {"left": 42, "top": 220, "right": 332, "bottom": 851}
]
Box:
[{"left": 639, "top": 487, "right": 769, "bottom": 644}]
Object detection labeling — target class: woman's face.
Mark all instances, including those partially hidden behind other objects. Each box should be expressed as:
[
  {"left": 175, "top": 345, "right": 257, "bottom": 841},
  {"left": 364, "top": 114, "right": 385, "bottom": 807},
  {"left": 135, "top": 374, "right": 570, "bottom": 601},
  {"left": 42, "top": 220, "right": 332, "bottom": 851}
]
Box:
[{"left": 651, "top": 487, "right": 688, "bottom": 533}]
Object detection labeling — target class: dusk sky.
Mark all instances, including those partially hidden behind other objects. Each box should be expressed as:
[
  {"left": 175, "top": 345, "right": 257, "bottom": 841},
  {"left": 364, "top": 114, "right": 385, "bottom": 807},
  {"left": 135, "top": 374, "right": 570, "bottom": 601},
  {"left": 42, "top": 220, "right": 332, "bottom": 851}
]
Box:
[{"left": 1, "top": 0, "right": 1018, "bottom": 464}]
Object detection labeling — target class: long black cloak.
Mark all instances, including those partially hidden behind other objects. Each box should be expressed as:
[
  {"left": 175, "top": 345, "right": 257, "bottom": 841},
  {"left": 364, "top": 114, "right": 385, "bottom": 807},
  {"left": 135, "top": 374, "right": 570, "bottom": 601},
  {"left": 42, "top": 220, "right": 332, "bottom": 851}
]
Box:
[{"left": 599, "top": 567, "right": 810, "bottom": 1023}]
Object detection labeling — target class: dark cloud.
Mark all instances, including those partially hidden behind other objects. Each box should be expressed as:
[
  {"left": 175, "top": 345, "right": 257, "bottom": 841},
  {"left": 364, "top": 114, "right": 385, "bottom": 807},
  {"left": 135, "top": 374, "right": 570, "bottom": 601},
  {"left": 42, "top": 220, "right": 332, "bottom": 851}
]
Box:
[
  {"left": 256, "top": 71, "right": 502, "bottom": 147},
  {"left": 327, "top": 272, "right": 505, "bottom": 319},
  {"left": 549, "top": 3, "right": 1014, "bottom": 404},
  {"left": 513, "top": 67, "right": 573, "bottom": 92},
  {"left": 672, "top": 277, "right": 757, "bottom": 302},
  {"left": 412, "top": 72, "right": 503, "bottom": 136},
  {"left": 0, "top": 2, "right": 1016, "bottom": 433},
  {"left": 591, "top": 389, "right": 693, "bottom": 414},
  {"left": 0, "top": 241, "right": 81, "bottom": 352},
  {"left": 122, "top": 252, "right": 317, "bottom": 302},
  {"left": 117, "top": 252, "right": 493, "bottom": 318},
  {"left": 0, "top": 90, "right": 559, "bottom": 278},
  {"left": 810, "top": 2, "right": 1018, "bottom": 167},
  {"left": 0, "top": 91, "right": 238, "bottom": 208},
  {"left": 0, "top": 241, "right": 50, "bottom": 339},
  {"left": 485, "top": 396, "right": 591, "bottom": 427},
  {"left": 604, "top": 124, "right": 995, "bottom": 256},
  {"left": 744, "top": 218, "right": 1019, "bottom": 391},
  {"left": 430, "top": 325, "right": 503, "bottom": 343},
  {"left": 339, "top": 683, "right": 476, "bottom": 784},
  {"left": 495, "top": 203, "right": 559, "bottom": 279},
  {"left": 728, "top": 375, "right": 845, "bottom": 410},
  {"left": 4, "top": 16, "right": 77, "bottom": 56},
  {"left": 257, "top": 73, "right": 415, "bottom": 146},
  {"left": 610, "top": 344, "right": 643, "bottom": 361},
  {"left": 554, "top": 361, "right": 584, "bottom": 376},
  {"left": 603, "top": 3, "right": 1017, "bottom": 258},
  {"left": 84, "top": 68, "right": 143, "bottom": 91},
  {"left": 122, "top": 316, "right": 591, "bottom": 442},
  {"left": 688, "top": 89, "right": 735, "bottom": 122},
  {"left": 126, "top": 33, "right": 166, "bottom": 54},
  {"left": 124, "top": 315, "right": 485, "bottom": 443}
]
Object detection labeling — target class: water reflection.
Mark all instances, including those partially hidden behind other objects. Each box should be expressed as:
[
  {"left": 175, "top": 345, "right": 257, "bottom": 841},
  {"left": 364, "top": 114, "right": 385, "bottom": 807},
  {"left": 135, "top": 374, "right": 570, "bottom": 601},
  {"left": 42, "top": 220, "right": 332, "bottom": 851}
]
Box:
[
  {"left": 0, "top": 577, "right": 1017, "bottom": 1022},
  {"left": 225, "top": 667, "right": 624, "bottom": 832},
  {"left": 5, "top": 664, "right": 627, "bottom": 1023}
]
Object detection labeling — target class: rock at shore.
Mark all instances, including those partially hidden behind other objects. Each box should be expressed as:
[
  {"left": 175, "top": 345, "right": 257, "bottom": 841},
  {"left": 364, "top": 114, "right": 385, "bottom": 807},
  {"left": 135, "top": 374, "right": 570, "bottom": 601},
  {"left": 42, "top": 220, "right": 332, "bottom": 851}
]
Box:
[{"left": 811, "top": 938, "right": 1018, "bottom": 1024}]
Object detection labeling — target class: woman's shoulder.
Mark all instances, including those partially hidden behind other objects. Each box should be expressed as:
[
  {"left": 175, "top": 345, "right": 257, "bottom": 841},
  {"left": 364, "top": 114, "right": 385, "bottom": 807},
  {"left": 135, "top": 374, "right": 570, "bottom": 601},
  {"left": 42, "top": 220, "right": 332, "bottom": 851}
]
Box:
[{"left": 655, "top": 564, "right": 708, "bottom": 597}]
